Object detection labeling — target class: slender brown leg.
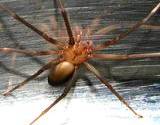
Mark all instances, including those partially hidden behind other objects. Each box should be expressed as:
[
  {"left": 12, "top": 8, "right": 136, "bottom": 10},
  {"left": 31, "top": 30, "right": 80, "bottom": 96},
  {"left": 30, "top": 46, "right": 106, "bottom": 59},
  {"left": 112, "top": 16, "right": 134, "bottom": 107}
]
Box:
[
  {"left": 56, "top": 0, "right": 75, "bottom": 45},
  {"left": 29, "top": 68, "right": 78, "bottom": 125},
  {"left": 94, "top": 24, "right": 120, "bottom": 35},
  {"left": 0, "top": 48, "right": 59, "bottom": 56},
  {"left": 84, "top": 62, "right": 143, "bottom": 118},
  {"left": 92, "top": 53, "right": 160, "bottom": 60},
  {"left": 0, "top": 4, "right": 63, "bottom": 47},
  {"left": 95, "top": 2, "right": 160, "bottom": 50},
  {"left": 2, "top": 59, "right": 60, "bottom": 96},
  {"left": 94, "top": 24, "right": 160, "bottom": 36},
  {"left": 92, "top": 24, "right": 160, "bottom": 42}
]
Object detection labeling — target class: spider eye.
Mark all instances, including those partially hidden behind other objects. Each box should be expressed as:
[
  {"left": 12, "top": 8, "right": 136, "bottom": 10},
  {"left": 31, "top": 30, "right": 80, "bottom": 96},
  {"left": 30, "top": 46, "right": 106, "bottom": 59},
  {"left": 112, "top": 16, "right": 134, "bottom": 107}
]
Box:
[{"left": 48, "top": 61, "right": 75, "bottom": 86}]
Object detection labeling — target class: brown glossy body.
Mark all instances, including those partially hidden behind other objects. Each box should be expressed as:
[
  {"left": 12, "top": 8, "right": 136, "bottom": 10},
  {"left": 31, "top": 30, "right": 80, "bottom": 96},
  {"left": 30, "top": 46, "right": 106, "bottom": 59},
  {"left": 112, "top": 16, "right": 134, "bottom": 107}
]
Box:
[{"left": 48, "top": 61, "right": 75, "bottom": 85}]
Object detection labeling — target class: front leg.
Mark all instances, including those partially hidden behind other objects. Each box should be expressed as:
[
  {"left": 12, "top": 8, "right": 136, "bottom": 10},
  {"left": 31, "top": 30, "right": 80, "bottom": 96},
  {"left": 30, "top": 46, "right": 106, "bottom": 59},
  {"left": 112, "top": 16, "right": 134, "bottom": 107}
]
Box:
[
  {"left": 56, "top": 0, "right": 75, "bottom": 45},
  {"left": 0, "top": 4, "right": 63, "bottom": 47}
]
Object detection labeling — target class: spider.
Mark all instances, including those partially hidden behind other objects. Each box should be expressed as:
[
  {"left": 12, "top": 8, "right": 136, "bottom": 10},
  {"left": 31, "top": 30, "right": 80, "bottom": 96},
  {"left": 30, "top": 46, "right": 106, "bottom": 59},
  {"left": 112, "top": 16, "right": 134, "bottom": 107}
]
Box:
[{"left": 0, "top": 0, "right": 160, "bottom": 125}]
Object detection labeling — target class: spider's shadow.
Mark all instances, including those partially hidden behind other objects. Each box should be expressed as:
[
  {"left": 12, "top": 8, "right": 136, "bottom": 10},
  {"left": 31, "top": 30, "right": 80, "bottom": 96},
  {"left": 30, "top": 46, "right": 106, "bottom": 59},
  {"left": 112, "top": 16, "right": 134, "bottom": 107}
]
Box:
[{"left": 0, "top": 0, "right": 62, "bottom": 81}]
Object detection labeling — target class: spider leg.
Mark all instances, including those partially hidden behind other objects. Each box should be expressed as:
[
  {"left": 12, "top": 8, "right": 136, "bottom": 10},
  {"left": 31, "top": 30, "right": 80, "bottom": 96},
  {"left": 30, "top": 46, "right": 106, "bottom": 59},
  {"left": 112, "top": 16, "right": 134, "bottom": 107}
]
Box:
[
  {"left": 2, "top": 59, "right": 60, "bottom": 96},
  {"left": 56, "top": 0, "right": 75, "bottom": 45},
  {"left": 93, "top": 24, "right": 160, "bottom": 42},
  {"left": 94, "top": 24, "right": 120, "bottom": 36},
  {"left": 95, "top": 2, "right": 160, "bottom": 50},
  {"left": 94, "top": 24, "right": 160, "bottom": 36},
  {"left": 0, "top": 4, "right": 63, "bottom": 48},
  {"left": 84, "top": 62, "right": 143, "bottom": 118},
  {"left": 92, "top": 53, "right": 160, "bottom": 60},
  {"left": 29, "top": 67, "right": 78, "bottom": 125},
  {"left": 0, "top": 48, "right": 59, "bottom": 56}
]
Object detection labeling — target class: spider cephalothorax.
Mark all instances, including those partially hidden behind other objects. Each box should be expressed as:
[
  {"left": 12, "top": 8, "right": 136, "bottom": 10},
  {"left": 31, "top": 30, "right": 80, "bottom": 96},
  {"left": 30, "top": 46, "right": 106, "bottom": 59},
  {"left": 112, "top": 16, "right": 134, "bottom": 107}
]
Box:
[
  {"left": 49, "top": 34, "right": 94, "bottom": 85},
  {"left": 62, "top": 40, "right": 94, "bottom": 65}
]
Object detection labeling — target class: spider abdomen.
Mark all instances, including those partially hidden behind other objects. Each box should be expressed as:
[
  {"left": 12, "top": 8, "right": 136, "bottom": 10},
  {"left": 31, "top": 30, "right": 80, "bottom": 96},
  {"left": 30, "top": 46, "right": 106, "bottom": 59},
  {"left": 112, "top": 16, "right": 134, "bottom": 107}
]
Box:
[{"left": 48, "top": 61, "right": 75, "bottom": 86}]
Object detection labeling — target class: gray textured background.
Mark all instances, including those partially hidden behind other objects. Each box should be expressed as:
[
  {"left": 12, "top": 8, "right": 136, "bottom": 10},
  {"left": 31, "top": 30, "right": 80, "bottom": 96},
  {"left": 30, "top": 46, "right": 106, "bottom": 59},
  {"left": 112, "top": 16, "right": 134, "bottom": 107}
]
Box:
[{"left": 0, "top": 0, "right": 160, "bottom": 125}]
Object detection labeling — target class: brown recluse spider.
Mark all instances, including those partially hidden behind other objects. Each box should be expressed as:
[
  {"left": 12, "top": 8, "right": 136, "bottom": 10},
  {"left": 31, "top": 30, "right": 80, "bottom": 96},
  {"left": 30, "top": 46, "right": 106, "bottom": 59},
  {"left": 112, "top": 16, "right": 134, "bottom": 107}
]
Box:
[{"left": 0, "top": 0, "right": 160, "bottom": 125}]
